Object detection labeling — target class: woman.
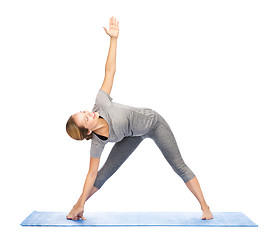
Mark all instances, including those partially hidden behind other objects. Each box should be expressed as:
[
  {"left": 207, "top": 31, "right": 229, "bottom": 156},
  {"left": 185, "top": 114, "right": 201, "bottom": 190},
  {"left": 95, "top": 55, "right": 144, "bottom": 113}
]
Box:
[{"left": 66, "top": 16, "right": 213, "bottom": 221}]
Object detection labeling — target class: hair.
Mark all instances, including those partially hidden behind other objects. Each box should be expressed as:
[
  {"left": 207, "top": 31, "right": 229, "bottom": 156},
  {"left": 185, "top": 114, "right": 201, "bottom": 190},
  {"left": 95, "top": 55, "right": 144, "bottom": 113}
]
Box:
[{"left": 66, "top": 115, "right": 93, "bottom": 141}]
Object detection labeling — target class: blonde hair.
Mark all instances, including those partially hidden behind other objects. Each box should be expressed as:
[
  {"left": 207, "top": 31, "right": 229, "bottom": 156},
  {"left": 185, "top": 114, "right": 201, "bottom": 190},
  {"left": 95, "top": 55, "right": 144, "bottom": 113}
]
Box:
[{"left": 66, "top": 115, "right": 93, "bottom": 141}]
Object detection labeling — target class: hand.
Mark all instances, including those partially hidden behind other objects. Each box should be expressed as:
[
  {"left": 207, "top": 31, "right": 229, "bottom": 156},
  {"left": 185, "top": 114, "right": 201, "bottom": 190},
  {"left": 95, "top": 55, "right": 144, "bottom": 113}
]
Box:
[
  {"left": 66, "top": 205, "right": 86, "bottom": 220},
  {"left": 201, "top": 205, "right": 213, "bottom": 220},
  {"left": 103, "top": 16, "right": 119, "bottom": 38}
]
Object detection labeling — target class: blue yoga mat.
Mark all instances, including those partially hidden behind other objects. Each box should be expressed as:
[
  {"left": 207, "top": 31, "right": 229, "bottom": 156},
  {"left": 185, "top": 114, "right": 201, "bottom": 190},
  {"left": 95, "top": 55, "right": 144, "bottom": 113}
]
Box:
[{"left": 21, "top": 211, "right": 257, "bottom": 227}]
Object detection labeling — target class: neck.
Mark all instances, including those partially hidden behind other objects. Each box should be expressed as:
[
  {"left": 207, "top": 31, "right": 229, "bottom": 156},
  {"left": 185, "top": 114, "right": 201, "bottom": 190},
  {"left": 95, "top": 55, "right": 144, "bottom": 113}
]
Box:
[{"left": 93, "top": 117, "right": 109, "bottom": 137}]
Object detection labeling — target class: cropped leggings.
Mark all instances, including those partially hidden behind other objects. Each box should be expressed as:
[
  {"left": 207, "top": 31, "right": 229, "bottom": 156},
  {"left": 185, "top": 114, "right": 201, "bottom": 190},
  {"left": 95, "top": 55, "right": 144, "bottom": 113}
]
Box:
[{"left": 93, "top": 113, "right": 195, "bottom": 189}]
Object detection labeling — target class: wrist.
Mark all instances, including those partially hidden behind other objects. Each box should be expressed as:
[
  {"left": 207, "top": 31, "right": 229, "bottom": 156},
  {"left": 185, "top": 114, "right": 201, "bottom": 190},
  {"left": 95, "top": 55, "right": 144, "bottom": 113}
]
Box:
[
  {"left": 74, "top": 197, "right": 85, "bottom": 209},
  {"left": 79, "top": 196, "right": 86, "bottom": 208},
  {"left": 74, "top": 203, "right": 84, "bottom": 209}
]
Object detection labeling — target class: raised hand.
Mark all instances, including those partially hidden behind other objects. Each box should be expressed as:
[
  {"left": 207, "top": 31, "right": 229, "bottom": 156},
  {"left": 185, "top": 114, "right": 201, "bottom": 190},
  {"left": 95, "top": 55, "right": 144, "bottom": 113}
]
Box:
[{"left": 103, "top": 16, "right": 119, "bottom": 38}]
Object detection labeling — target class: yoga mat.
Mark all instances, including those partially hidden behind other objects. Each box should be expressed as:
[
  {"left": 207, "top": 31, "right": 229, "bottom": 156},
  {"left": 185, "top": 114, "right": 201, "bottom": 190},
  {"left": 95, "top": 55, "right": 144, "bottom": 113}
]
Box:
[{"left": 21, "top": 211, "right": 258, "bottom": 227}]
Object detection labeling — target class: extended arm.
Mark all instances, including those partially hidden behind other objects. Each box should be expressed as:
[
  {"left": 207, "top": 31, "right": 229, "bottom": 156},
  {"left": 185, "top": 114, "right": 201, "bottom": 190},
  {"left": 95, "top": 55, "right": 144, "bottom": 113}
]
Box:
[
  {"left": 101, "top": 16, "right": 119, "bottom": 96},
  {"left": 78, "top": 157, "right": 100, "bottom": 206},
  {"left": 66, "top": 157, "right": 100, "bottom": 220}
]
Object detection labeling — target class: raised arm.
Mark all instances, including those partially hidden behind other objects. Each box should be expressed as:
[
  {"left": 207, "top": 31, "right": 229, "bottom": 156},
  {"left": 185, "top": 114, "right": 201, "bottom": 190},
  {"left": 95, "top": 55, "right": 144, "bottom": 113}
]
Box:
[{"left": 101, "top": 16, "right": 119, "bottom": 96}]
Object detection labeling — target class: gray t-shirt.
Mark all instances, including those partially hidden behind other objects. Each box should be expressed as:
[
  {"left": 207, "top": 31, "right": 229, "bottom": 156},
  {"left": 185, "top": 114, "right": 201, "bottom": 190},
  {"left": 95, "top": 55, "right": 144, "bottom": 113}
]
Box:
[{"left": 90, "top": 89, "right": 159, "bottom": 158}]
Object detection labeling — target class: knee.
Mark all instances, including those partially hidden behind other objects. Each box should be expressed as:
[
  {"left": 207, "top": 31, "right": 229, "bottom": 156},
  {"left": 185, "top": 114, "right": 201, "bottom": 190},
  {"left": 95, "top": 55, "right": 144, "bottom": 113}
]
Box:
[{"left": 172, "top": 161, "right": 196, "bottom": 183}]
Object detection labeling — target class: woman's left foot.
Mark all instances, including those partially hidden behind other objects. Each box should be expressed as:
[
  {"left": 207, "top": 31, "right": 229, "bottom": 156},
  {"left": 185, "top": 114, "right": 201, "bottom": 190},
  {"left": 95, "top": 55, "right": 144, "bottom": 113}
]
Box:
[{"left": 201, "top": 205, "right": 213, "bottom": 220}]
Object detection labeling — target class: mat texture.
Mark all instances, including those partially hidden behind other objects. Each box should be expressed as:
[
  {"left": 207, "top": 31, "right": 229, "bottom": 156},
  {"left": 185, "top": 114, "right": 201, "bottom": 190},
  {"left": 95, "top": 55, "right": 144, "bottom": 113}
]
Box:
[{"left": 21, "top": 211, "right": 258, "bottom": 227}]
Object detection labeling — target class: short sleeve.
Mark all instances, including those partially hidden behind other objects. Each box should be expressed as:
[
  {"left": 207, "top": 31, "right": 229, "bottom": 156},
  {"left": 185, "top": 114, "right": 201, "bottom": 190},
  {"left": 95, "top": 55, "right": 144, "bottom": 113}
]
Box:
[
  {"left": 90, "top": 142, "right": 105, "bottom": 159},
  {"left": 94, "top": 89, "right": 113, "bottom": 108}
]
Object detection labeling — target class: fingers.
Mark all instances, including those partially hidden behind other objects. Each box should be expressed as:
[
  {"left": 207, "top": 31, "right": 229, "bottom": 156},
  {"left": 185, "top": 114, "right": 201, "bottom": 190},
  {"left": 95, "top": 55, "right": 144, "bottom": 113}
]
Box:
[
  {"left": 67, "top": 216, "right": 85, "bottom": 220},
  {"left": 66, "top": 214, "right": 75, "bottom": 220},
  {"left": 70, "top": 216, "right": 86, "bottom": 221},
  {"left": 79, "top": 211, "right": 86, "bottom": 220},
  {"left": 103, "top": 26, "right": 108, "bottom": 34},
  {"left": 67, "top": 215, "right": 78, "bottom": 220},
  {"left": 109, "top": 16, "right": 118, "bottom": 27},
  {"left": 66, "top": 211, "right": 76, "bottom": 220},
  {"left": 66, "top": 213, "right": 86, "bottom": 221},
  {"left": 110, "top": 16, "right": 115, "bottom": 26},
  {"left": 66, "top": 212, "right": 72, "bottom": 220}
]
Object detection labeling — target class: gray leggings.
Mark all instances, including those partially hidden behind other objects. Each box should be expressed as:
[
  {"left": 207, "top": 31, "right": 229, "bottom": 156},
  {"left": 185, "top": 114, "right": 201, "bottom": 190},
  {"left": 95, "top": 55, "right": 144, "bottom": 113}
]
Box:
[{"left": 93, "top": 113, "right": 195, "bottom": 189}]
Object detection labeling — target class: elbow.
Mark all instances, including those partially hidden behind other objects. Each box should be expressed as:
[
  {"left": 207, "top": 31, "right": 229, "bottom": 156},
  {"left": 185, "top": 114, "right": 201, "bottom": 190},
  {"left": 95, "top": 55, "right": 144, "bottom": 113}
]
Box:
[
  {"left": 105, "top": 67, "right": 116, "bottom": 73},
  {"left": 89, "top": 156, "right": 100, "bottom": 177}
]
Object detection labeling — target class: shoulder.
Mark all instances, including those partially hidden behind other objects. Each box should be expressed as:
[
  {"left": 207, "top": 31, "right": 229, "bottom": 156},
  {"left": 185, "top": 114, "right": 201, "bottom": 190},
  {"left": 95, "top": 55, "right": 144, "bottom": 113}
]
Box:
[
  {"left": 99, "top": 88, "right": 113, "bottom": 100},
  {"left": 94, "top": 89, "right": 113, "bottom": 107}
]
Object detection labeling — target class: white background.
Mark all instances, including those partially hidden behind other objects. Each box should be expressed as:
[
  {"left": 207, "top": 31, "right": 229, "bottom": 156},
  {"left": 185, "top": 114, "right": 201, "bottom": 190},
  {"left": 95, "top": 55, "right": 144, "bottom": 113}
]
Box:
[{"left": 0, "top": 0, "right": 273, "bottom": 239}]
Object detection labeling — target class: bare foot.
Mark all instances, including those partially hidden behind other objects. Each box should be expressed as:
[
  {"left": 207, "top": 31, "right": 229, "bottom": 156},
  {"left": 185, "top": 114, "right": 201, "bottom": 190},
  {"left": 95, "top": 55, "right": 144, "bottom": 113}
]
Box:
[{"left": 201, "top": 205, "right": 213, "bottom": 220}]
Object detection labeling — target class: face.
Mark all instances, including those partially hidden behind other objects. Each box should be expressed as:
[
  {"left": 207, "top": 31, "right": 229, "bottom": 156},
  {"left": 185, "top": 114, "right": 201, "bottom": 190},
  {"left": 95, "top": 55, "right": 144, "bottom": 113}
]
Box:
[{"left": 72, "top": 110, "right": 99, "bottom": 135}]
